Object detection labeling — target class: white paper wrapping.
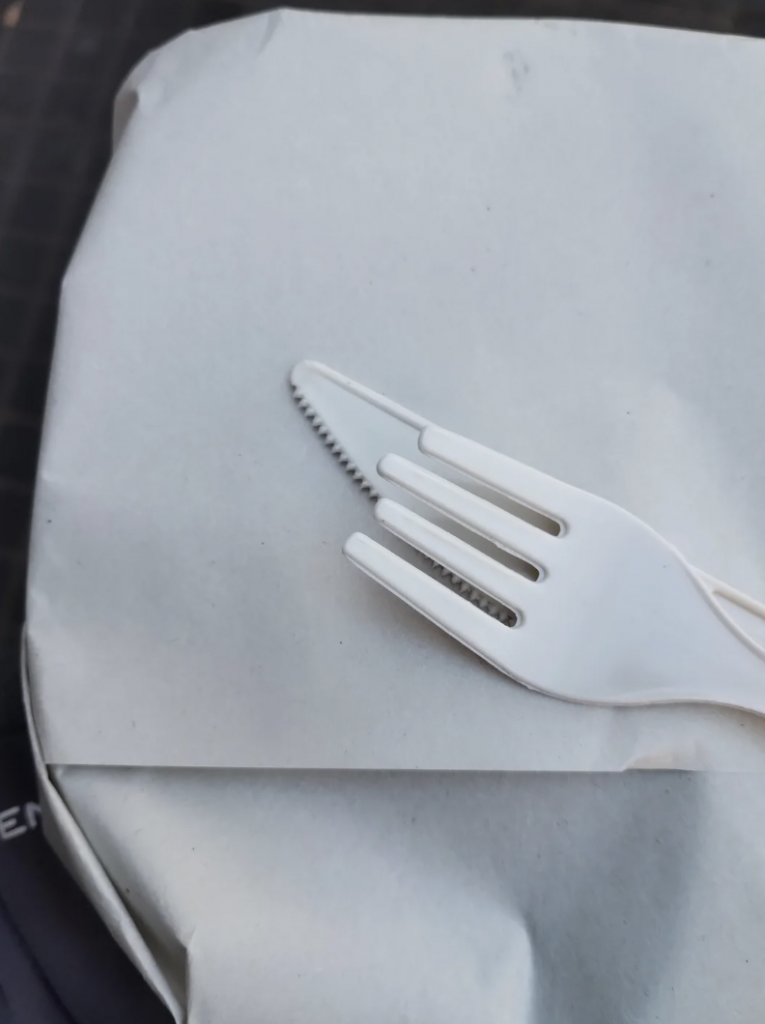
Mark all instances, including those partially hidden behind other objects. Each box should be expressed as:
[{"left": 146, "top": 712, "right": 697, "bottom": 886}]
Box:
[
  {"left": 25, "top": 11, "right": 765, "bottom": 772},
  {"left": 23, "top": 11, "right": 765, "bottom": 1021},
  {"left": 53, "top": 766, "right": 765, "bottom": 1024}
]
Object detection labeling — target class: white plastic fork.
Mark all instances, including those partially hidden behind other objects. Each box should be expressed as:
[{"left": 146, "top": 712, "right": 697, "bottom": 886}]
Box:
[{"left": 344, "top": 427, "right": 765, "bottom": 714}]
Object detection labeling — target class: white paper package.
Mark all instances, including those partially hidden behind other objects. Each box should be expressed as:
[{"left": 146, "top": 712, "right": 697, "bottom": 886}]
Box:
[{"left": 23, "top": 11, "right": 765, "bottom": 1020}]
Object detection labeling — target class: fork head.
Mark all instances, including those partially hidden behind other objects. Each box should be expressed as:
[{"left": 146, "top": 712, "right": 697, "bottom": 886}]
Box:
[{"left": 343, "top": 424, "right": 761, "bottom": 709}]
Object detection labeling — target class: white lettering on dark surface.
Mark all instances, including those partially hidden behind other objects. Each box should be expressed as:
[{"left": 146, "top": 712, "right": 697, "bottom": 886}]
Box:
[
  {"left": 0, "top": 802, "right": 42, "bottom": 841},
  {"left": 24, "top": 802, "right": 42, "bottom": 829}
]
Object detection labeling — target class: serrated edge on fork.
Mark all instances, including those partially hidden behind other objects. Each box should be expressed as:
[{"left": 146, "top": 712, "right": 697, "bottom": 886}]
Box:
[
  {"left": 291, "top": 382, "right": 515, "bottom": 626},
  {"left": 292, "top": 384, "right": 380, "bottom": 498}
]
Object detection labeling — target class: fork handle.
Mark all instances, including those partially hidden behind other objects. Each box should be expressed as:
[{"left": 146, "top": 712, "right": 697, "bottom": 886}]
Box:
[{"left": 693, "top": 569, "right": 765, "bottom": 625}]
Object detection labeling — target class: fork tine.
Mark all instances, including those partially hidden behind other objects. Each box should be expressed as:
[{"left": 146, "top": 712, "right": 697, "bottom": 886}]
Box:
[
  {"left": 378, "top": 455, "right": 556, "bottom": 572},
  {"left": 344, "top": 532, "right": 515, "bottom": 672},
  {"left": 419, "top": 426, "right": 576, "bottom": 524},
  {"left": 375, "top": 499, "right": 536, "bottom": 617}
]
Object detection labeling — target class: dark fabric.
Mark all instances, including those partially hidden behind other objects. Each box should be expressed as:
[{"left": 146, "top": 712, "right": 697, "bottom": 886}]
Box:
[
  {"left": 0, "top": 897, "right": 74, "bottom": 1024},
  {"left": 0, "top": 732, "right": 173, "bottom": 1024},
  {"left": 0, "top": 643, "right": 24, "bottom": 739}
]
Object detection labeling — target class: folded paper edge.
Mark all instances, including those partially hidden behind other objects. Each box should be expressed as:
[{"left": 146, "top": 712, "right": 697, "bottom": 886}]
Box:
[{"left": 20, "top": 629, "right": 183, "bottom": 1023}]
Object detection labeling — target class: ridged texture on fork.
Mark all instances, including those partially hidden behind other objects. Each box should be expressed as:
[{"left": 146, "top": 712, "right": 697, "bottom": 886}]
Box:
[
  {"left": 291, "top": 382, "right": 515, "bottom": 625},
  {"left": 292, "top": 384, "right": 380, "bottom": 496}
]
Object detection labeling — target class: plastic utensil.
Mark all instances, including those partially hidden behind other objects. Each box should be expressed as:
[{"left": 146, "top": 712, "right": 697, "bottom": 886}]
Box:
[
  {"left": 291, "top": 359, "right": 765, "bottom": 638},
  {"left": 290, "top": 360, "right": 765, "bottom": 713}
]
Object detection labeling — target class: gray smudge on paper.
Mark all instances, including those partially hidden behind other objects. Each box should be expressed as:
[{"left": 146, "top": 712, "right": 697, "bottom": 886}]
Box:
[{"left": 503, "top": 51, "right": 530, "bottom": 95}]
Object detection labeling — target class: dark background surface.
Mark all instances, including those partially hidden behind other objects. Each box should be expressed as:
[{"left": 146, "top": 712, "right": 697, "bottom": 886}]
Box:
[{"left": 1, "top": 0, "right": 765, "bottom": 714}]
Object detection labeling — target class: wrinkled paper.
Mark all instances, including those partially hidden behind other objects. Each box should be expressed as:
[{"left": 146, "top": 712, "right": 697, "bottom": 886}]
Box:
[{"left": 25, "top": 12, "right": 765, "bottom": 1021}]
